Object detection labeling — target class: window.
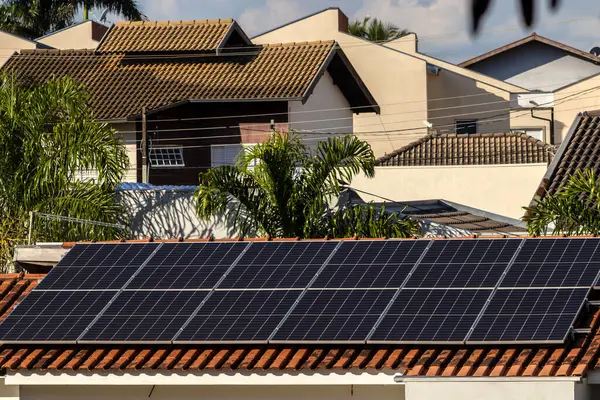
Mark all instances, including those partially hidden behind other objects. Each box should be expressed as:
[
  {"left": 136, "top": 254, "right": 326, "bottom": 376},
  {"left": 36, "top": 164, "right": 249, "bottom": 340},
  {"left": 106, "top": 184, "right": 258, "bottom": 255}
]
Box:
[
  {"left": 76, "top": 169, "right": 99, "bottom": 183},
  {"left": 211, "top": 144, "right": 256, "bottom": 168},
  {"left": 456, "top": 120, "right": 477, "bottom": 134},
  {"left": 149, "top": 147, "right": 184, "bottom": 168},
  {"left": 511, "top": 128, "right": 544, "bottom": 142}
]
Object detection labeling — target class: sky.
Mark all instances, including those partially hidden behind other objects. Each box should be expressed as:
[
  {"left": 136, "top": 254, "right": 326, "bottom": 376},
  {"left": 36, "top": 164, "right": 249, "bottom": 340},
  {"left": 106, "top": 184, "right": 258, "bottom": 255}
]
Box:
[{"left": 96, "top": 0, "right": 600, "bottom": 63}]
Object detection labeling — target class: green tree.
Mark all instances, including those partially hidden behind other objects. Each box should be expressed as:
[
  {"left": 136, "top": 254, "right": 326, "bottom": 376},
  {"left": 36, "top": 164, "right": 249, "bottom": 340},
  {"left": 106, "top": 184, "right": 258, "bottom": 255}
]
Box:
[
  {"left": 0, "top": 75, "right": 130, "bottom": 271},
  {"left": 0, "top": 0, "right": 145, "bottom": 39},
  {"left": 348, "top": 16, "right": 410, "bottom": 42},
  {"left": 194, "top": 132, "right": 419, "bottom": 239},
  {"left": 523, "top": 169, "right": 600, "bottom": 236}
]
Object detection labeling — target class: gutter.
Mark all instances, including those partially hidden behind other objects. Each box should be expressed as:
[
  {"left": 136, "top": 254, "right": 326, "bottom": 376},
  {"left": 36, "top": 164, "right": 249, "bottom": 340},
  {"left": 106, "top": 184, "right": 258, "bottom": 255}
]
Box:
[{"left": 530, "top": 107, "right": 555, "bottom": 145}]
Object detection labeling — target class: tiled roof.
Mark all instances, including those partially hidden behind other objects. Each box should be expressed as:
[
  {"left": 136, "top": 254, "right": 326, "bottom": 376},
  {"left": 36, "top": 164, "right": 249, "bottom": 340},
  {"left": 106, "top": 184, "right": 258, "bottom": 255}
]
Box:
[
  {"left": 97, "top": 20, "right": 235, "bottom": 53},
  {"left": 1, "top": 257, "right": 600, "bottom": 376},
  {"left": 535, "top": 112, "right": 600, "bottom": 199},
  {"left": 459, "top": 33, "right": 600, "bottom": 68},
  {"left": 375, "top": 133, "right": 555, "bottom": 167},
  {"left": 3, "top": 41, "right": 335, "bottom": 120}
]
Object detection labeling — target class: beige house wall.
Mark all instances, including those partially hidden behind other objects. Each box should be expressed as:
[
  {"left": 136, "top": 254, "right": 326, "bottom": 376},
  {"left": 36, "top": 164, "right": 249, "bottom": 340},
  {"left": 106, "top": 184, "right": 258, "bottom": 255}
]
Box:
[
  {"left": 0, "top": 32, "right": 37, "bottom": 66},
  {"left": 109, "top": 122, "right": 137, "bottom": 182},
  {"left": 36, "top": 21, "right": 106, "bottom": 49},
  {"left": 253, "top": 9, "right": 429, "bottom": 157},
  {"left": 352, "top": 164, "right": 548, "bottom": 219},
  {"left": 510, "top": 108, "right": 553, "bottom": 143},
  {"left": 554, "top": 74, "right": 600, "bottom": 142},
  {"left": 385, "top": 33, "right": 418, "bottom": 53}
]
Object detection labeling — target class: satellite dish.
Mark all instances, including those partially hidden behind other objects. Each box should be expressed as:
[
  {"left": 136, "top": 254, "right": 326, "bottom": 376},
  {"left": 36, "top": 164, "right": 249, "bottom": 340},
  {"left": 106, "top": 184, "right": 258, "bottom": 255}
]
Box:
[
  {"left": 591, "top": 46, "right": 600, "bottom": 57},
  {"left": 100, "top": 9, "right": 109, "bottom": 22}
]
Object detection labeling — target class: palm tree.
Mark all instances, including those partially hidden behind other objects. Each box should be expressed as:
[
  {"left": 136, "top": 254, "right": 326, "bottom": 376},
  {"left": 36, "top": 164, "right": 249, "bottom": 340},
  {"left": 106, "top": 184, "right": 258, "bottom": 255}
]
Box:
[
  {"left": 523, "top": 169, "right": 600, "bottom": 236},
  {"left": 348, "top": 16, "right": 410, "bottom": 42},
  {"left": 0, "top": 0, "right": 145, "bottom": 39},
  {"left": 194, "top": 132, "right": 419, "bottom": 239},
  {"left": 0, "top": 75, "right": 130, "bottom": 270}
]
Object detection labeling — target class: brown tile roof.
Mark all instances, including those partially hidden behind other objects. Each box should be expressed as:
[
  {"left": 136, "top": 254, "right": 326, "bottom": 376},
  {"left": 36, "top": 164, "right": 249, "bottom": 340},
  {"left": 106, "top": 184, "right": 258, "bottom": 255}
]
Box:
[
  {"left": 97, "top": 20, "right": 235, "bottom": 53},
  {"left": 375, "top": 132, "right": 555, "bottom": 167},
  {"left": 3, "top": 41, "right": 335, "bottom": 120},
  {"left": 534, "top": 112, "right": 600, "bottom": 199},
  {"left": 459, "top": 33, "right": 600, "bottom": 68},
  {"left": 2, "top": 249, "right": 600, "bottom": 376}
]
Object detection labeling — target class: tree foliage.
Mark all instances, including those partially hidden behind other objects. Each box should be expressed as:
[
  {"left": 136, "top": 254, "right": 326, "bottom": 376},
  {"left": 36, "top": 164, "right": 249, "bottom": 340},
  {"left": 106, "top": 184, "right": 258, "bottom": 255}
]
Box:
[
  {"left": 471, "top": 0, "right": 561, "bottom": 33},
  {"left": 194, "top": 132, "right": 419, "bottom": 239},
  {"left": 0, "top": 0, "right": 145, "bottom": 39},
  {"left": 0, "top": 75, "right": 130, "bottom": 271},
  {"left": 348, "top": 16, "right": 410, "bottom": 42},
  {"left": 523, "top": 169, "right": 600, "bottom": 236}
]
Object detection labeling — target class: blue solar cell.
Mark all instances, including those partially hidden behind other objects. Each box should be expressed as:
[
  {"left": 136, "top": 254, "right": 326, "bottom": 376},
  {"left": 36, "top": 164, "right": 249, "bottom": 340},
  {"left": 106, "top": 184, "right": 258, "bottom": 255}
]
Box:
[
  {"left": 405, "top": 239, "right": 521, "bottom": 288},
  {"left": 272, "top": 289, "right": 395, "bottom": 342},
  {"left": 220, "top": 241, "right": 337, "bottom": 289},
  {"left": 370, "top": 289, "right": 490, "bottom": 342},
  {"left": 127, "top": 242, "right": 248, "bottom": 290},
  {"left": 312, "top": 240, "right": 429, "bottom": 289},
  {"left": 468, "top": 288, "right": 589, "bottom": 343}
]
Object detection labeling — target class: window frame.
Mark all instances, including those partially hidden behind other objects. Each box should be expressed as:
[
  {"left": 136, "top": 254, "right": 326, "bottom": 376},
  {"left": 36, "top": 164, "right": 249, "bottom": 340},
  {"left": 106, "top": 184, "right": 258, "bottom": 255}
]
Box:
[{"left": 149, "top": 147, "right": 185, "bottom": 169}]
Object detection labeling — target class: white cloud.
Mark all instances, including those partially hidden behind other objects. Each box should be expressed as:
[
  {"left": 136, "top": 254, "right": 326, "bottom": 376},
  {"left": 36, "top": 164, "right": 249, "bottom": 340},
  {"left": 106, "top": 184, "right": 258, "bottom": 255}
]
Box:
[{"left": 238, "top": 0, "right": 304, "bottom": 37}]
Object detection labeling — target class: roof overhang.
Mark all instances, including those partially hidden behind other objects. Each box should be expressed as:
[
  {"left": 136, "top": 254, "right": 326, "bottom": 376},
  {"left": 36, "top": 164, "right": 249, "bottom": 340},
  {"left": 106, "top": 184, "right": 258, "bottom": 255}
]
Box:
[
  {"left": 302, "top": 46, "right": 379, "bottom": 114},
  {"left": 4, "top": 370, "right": 400, "bottom": 386}
]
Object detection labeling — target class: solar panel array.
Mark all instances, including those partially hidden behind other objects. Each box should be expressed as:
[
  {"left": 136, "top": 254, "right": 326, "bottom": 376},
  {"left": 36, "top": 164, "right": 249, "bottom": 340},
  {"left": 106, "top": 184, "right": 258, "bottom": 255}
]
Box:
[{"left": 1, "top": 237, "right": 600, "bottom": 344}]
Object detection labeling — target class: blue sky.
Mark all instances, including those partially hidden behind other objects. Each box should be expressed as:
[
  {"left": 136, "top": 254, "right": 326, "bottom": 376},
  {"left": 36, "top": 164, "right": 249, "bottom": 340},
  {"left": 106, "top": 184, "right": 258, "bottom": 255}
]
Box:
[{"left": 99, "top": 0, "right": 600, "bottom": 63}]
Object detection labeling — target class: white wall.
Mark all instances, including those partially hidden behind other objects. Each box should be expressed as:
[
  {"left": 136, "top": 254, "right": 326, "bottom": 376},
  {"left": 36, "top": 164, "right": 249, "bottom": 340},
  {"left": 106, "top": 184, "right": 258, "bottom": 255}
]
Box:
[
  {"left": 405, "top": 380, "right": 583, "bottom": 400},
  {"left": 109, "top": 122, "right": 137, "bottom": 182},
  {"left": 20, "top": 385, "right": 403, "bottom": 400},
  {"left": 352, "top": 165, "right": 549, "bottom": 219}
]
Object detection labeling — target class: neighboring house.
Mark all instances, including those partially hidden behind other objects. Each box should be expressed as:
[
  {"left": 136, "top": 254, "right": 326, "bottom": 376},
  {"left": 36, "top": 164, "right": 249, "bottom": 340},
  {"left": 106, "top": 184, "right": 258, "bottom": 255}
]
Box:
[
  {"left": 0, "top": 21, "right": 108, "bottom": 66},
  {"left": 531, "top": 111, "right": 600, "bottom": 203},
  {"left": 352, "top": 132, "right": 555, "bottom": 219},
  {"left": 2, "top": 238, "right": 600, "bottom": 399},
  {"left": 252, "top": 8, "right": 561, "bottom": 156},
  {"left": 461, "top": 33, "right": 600, "bottom": 143},
  {"left": 2, "top": 19, "right": 378, "bottom": 185}
]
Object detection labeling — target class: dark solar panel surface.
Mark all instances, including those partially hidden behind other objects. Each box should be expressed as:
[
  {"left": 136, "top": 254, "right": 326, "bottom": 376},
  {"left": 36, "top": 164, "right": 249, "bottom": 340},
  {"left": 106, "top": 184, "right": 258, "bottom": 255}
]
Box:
[
  {"left": 468, "top": 288, "right": 589, "bottom": 343},
  {"left": 370, "top": 289, "right": 491, "bottom": 342},
  {"left": 312, "top": 241, "right": 428, "bottom": 289},
  {"left": 272, "top": 289, "right": 395, "bottom": 342},
  {"left": 219, "top": 241, "right": 337, "bottom": 289},
  {"left": 176, "top": 290, "right": 300, "bottom": 342}
]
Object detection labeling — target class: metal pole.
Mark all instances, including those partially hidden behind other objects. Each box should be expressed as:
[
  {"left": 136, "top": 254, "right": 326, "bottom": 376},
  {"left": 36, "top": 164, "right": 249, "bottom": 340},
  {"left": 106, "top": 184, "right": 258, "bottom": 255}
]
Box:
[
  {"left": 27, "top": 211, "right": 34, "bottom": 245},
  {"left": 141, "top": 107, "right": 149, "bottom": 183}
]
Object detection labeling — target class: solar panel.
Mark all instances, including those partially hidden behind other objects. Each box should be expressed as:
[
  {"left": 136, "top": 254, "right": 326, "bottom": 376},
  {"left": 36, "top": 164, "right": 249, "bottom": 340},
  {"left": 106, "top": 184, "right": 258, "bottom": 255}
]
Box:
[
  {"left": 0, "top": 291, "right": 116, "bottom": 342},
  {"left": 127, "top": 242, "right": 248, "bottom": 290},
  {"left": 37, "top": 244, "right": 158, "bottom": 290},
  {"left": 81, "top": 291, "right": 208, "bottom": 342},
  {"left": 312, "top": 240, "right": 429, "bottom": 289},
  {"left": 219, "top": 241, "right": 338, "bottom": 289},
  {"left": 271, "top": 289, "right": 395, "bottom": 342},
  {"left": 502, "top": 239, "right": 600, "bottom": 288},
  {"left": 468, "top": 288, "right": 589, "bottom": 343},
  {"left": 404, "top": 239, "right": 522, "bottom": 289},
  {"left": 369, "top": 289, "right": 491, "bottom": 343},
  {"left": 175, "top": 290, "right": 300, "bottom": 342}
]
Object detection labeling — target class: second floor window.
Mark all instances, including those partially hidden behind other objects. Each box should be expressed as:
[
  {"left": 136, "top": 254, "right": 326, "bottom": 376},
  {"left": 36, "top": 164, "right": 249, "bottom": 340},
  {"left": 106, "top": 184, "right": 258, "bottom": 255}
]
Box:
[{"left": 456, "top": 120, "right": 477, "bottom": 134}]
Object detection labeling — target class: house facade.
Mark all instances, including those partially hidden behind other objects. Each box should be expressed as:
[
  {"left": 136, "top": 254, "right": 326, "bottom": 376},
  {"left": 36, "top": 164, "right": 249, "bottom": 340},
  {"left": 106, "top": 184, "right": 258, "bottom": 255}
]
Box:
[{"left": 2, "top": 19, "right": 377, "bottom": 185}]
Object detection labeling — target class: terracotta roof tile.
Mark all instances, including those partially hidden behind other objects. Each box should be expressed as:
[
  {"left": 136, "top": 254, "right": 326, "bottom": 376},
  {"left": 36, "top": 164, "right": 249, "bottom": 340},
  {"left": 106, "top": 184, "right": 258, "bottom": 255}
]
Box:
[
  {"left": 98, "top": 20, "right": 234, "bottom": 53},
  {"left": 3, "top": 41, "right": 336, "bottom": 121},
  {"left": 375, "top": 132, "right": 555, "bottom": 167},
  {"left": 535, "top": 112, "right": 600, "bottom": 199}
]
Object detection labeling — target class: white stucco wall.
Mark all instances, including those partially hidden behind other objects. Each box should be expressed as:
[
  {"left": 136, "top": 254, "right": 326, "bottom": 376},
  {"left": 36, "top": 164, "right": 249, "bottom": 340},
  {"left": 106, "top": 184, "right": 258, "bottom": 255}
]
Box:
[
  {"left": 0, "top": 32, "right": 37, "bottom": 67},
  {"left": 108, "top": 122, "right": 137, "bottom": 182},
  {"left": 352, "top": 164, "right": 549, "bottom": 219},
  {"left": 405, "top": 380, "right": 585, "bottom": 400},
  {"left": 19, "top": 384, "right": 403, "bottom": 400},
  {"left": 36, "top": 21, "right": 105, "bottom": 49}
]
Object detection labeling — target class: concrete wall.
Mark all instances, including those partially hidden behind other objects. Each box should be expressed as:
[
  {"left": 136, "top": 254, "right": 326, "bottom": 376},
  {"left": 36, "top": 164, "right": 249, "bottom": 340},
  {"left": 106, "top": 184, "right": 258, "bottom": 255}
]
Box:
[
  {"left": 554, "top": 74, "right": 600, "bottom": 141},
  {"left": 352, "top": 164, "right": 549, "bottom": 219},
  {"left": 36, "top": 21, "right": 107, "bottom": 49},
  {"left": 20, "top": 384, "right": 403, "bottom": 400},
  {"left": 289, "top": 71, "right": 353, "bottom": 148},
  {"left": 468, "top": 41, "right": 600, "bottom": 92},
  {"left": 405, "top": 380, "right": 583, "bottom": 400}
]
